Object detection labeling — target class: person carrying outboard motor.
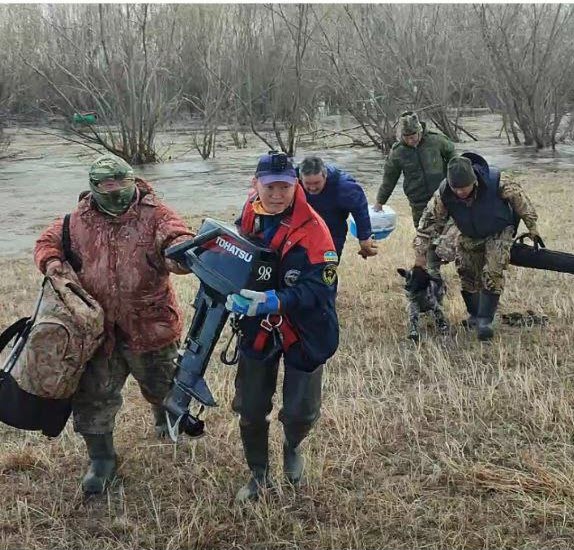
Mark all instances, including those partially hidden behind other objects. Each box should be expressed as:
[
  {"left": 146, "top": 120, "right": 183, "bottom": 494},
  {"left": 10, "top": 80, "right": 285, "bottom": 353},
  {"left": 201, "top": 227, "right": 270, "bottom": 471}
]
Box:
[
  {"left": 413, "top": 152, "right": 541, "bottom": 340},
  {"left": 226, "top": 151, "right": 339, "bottom": 503},
  {"left": 34, "top": 154, "right": 195, "bottom": 495}
]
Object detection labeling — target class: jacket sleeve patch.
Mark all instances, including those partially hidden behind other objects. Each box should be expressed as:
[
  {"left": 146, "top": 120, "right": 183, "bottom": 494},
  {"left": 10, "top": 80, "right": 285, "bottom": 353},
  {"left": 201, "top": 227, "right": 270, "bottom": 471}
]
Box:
[
  {"left": 322, "top": 263, "right": 338, "bottom": 286},
  {"left": 324, "top": 250, "right": 338, "bottom": 263}
]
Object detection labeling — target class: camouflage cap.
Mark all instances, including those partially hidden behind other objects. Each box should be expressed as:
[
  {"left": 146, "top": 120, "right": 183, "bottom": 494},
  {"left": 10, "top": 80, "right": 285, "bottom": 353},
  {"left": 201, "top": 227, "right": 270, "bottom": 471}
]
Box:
[
  {"left": 447, "top": 157, "right": 477, "bottom": 189},
  {"left": 89, "top": 154, "right": 134, "bottom": 185},
  {"left": 399, "top": 111, "right": 423, "bottom": 136}
]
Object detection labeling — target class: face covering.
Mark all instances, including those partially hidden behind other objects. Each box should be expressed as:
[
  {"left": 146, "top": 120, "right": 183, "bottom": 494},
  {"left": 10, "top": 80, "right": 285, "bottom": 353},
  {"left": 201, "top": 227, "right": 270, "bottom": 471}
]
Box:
[{"left": 90, "top": 179, "right": 136, "bottom": 216}]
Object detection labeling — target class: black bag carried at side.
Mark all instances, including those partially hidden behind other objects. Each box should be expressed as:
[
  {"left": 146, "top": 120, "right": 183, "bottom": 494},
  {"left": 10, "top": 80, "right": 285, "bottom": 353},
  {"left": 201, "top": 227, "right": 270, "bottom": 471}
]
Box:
[{"left": 510, "top": 234, "right": 574, "bottom": 274}]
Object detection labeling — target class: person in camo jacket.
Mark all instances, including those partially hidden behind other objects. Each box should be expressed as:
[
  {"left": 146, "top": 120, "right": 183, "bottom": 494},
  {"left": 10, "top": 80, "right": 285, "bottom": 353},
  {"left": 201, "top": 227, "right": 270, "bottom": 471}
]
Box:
[
  {"left": 413, "top": 152, "right": 541, "bottom": 341},
  {"left": 34, "top": 153, "right": 197, "bottom": 495}
]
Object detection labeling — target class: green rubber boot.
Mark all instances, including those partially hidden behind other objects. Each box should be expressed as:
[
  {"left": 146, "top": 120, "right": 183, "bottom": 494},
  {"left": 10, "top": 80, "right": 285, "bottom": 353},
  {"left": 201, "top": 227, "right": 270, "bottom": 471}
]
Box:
[
  {"left": 81, "top": 433, "right": 117, "bottom": 495},
  {"left": 461, "top": 291, "right": 479, "bottom": 329},
  {"left": 477, "top": 291, "right": 501, "bottom": 341},
  {"left": 283, "top": 437, "right": 305, "bottom": 486},
  {"left": 281, "top": 366, "right": 323, "bottom": 486},
  {"left": 235, "top": 423, "right": 273, "bottom": 503}
]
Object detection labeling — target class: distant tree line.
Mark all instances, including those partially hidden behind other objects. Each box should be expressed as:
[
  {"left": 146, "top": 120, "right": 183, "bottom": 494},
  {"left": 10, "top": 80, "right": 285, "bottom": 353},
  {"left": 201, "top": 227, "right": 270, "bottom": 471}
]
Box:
[{"left": 1, "top": 4, "right": 573, "bottom": 162}]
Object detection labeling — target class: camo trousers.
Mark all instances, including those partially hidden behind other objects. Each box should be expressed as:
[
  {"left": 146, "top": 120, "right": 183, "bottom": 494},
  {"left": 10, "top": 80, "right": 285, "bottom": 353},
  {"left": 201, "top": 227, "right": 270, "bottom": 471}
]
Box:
[
  {"left": 72, "top": 340, "right": 177, "bottom": 434},
  {"left": 455, "top": 226, "right": 514, "bottom": 294}
]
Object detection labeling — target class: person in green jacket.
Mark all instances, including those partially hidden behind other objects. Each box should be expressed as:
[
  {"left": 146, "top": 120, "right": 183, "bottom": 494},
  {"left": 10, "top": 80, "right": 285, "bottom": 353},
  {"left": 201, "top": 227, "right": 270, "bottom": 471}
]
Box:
[{"left": 374, "top": 111, "right": 455, "bottom": 276}]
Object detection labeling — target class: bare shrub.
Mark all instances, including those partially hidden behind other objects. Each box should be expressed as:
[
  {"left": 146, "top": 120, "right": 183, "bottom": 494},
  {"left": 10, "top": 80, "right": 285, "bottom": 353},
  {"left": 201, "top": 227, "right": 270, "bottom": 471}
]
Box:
[{"left": 475, "top": 4, "right": 574, "bottom": 149}]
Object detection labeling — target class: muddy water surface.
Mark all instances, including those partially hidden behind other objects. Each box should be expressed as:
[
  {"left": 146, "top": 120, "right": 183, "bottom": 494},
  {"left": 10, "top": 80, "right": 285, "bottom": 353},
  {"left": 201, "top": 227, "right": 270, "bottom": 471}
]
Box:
[{"left": 1, "top": 113, "right": 573, "bottom": 257}]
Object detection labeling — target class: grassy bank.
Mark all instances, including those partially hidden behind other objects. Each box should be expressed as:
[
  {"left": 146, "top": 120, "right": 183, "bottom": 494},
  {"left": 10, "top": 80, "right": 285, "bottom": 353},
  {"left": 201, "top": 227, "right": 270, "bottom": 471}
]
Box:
[{"left": 0, "top": 167, "right": 573, "bottom": 549}]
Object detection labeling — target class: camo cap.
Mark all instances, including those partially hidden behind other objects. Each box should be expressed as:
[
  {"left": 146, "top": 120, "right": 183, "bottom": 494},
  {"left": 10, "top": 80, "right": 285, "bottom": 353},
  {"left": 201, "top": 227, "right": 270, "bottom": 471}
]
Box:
[
  {"left": 89, "top": 154, "right": 135, "bottom": 185},
  {"left": 447, "top": 157, "right": 477, "bottom": 189},
  {"left": 399, "top": 111, "right": 423, "bottom": 136}
]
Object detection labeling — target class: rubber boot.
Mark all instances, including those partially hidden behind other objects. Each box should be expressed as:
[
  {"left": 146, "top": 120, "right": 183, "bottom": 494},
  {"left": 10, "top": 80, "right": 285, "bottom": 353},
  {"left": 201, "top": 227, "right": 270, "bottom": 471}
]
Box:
[
  {"left": 281, "top": 366, "right": 323, "bottom": 486},
  {"left": 235, "top": 422, "right": 272, "bottom": 503},
  {"left": 476, "top": 291, "right": 501, "bottom": 341},
  {"left": 81, "top": 433, "right": 117, "bottom": 495},
  {"left": 461, "top": 291, "right": 479, "bottom": 329},
  {"left": 283, "top": 433, "right": 305, "bottom": 486}
]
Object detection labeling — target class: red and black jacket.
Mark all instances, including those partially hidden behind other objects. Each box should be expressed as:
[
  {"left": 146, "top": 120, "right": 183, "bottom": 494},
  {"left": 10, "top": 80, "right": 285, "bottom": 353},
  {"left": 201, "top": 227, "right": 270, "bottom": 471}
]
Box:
[{"left": 238, "top": 185, "right": 339, "bottom": 370}]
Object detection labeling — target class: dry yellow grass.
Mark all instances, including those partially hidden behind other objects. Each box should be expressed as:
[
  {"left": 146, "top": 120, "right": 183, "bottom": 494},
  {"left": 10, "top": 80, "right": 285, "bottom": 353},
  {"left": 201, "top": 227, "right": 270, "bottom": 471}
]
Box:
[{"left": 0, "top": 167, "right": 573, "bottom": 549}]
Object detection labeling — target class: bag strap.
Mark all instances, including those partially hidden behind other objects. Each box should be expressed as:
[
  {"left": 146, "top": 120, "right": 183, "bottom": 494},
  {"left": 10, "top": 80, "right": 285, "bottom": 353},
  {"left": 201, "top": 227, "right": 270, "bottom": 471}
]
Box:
[
  {"left": 1, "top": 280, "right": 47, "bottom": 375},
  {"left": 62, "top": 214, "right": 82, "bottom": 272},
  {"left": 0, "top": 317, "right": 30, "bottom": 355},
  {"left": 0, "top": 317, "right": 33, "bottom": 376},
  {"left": 514, "top": 232, "right": 546, "bottom": 251}
]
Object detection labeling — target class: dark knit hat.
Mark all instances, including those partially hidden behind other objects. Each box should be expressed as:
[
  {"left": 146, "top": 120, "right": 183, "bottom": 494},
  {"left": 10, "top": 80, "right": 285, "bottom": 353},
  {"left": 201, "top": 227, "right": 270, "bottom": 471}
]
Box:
[{"left": 447, "top": 157, "right": 477, "bottom": 188}]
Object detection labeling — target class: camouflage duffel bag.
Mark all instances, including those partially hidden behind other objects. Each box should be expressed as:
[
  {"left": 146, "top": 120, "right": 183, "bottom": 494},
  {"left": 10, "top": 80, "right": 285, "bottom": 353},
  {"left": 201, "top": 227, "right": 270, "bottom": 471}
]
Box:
[{"left": 0, "top": 276, "right": 104, "bottom": 437}]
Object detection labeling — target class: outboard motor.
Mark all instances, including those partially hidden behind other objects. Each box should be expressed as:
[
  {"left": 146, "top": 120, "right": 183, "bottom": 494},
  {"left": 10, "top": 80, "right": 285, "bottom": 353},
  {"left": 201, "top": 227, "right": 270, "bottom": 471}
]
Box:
[{"left": 163, "top": 218, "right": 279, "bottom": 440}]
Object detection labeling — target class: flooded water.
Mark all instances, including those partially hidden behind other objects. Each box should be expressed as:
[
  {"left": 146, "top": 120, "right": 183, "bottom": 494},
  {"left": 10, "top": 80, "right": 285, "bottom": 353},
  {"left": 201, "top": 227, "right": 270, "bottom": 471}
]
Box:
[{"left": 1, "top": 113, "right": 573, "bottom": 257}]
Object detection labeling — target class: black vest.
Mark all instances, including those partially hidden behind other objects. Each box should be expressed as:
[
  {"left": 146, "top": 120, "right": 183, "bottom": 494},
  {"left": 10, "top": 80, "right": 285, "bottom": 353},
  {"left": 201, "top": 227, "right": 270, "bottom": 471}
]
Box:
[{"left": 439, "top": 167, "right": 515, "bottom": 239}]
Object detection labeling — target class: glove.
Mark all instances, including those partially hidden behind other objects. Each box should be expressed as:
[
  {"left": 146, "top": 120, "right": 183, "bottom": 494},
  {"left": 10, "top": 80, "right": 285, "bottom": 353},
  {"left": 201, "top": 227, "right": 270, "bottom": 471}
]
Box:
[
  {"left": 410, "top": 265, "right": 431, "bottom": 291},
  {"left": 373, "top": 203, "right": 383, "bottom": 212},
  {"left": 358, "top": 238, "right": 378, "bottom": 260},
  {"left": 225, "top": 289, "right": 281, "bottom": 317}
]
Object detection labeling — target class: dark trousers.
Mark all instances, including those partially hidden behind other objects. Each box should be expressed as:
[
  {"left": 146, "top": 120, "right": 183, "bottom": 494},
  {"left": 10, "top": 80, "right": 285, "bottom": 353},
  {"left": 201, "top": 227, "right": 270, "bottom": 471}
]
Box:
[
  {"left": 231, "top": 351, "right": 323, "bottom": 473},
  {"left": 232, "top": 352, "right": 322, "bottom": 429}
]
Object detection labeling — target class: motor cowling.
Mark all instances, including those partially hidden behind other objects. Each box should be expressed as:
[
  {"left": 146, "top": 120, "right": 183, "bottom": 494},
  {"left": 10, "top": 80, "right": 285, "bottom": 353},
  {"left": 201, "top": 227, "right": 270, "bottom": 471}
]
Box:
[{"left": 166, "top": 218, "right": 279, "bottom": 297}]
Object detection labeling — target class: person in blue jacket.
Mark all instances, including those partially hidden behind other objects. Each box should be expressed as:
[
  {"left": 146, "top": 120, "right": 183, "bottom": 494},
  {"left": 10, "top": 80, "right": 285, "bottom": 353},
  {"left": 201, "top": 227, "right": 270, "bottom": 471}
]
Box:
[
  {"left": 226, "top": 151, "right": 339, "bottom": 503},
  {"left": 297, "top": 156, "right": 378, "bottom": 260}
]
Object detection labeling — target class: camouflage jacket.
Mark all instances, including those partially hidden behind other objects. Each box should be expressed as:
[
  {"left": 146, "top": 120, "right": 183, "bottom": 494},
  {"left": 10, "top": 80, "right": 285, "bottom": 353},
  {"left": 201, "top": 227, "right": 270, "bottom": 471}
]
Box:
[
  {"left": 413, "top": 175, "right": 538, "bottom": 258},
  {"left": 377, "top": 124, "right": 456, "bottom": 208},
  {"left": 34, "top": 179, "right": 194, "bottom": 356}
]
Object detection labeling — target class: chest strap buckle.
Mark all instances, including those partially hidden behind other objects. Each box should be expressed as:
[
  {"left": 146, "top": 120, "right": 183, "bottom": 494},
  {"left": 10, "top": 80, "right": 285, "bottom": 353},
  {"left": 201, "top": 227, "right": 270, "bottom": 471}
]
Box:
[{"left": 260, "top": 314, "right": 283, "bottom": 332}]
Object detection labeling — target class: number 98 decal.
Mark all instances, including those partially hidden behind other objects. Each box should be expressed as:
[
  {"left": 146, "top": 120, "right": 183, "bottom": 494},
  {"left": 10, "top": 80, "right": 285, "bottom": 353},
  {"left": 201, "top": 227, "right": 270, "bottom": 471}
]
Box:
[{"left": 256, "top": 265, "right": 273, "bottom": 281}]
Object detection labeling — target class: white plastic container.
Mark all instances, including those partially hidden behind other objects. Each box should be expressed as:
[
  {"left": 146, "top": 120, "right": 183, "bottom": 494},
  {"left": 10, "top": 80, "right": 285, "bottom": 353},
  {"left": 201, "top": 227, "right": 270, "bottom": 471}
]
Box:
[{"left": 349, "top": 205, "right": 397, "bottom": 241}]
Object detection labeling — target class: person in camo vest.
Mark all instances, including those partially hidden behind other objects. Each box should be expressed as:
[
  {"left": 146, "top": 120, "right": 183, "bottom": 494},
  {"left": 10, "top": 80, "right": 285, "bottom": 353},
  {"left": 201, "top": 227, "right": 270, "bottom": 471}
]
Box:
[
  {"left": 375, "top": 111, "right": 456, "bottom": 278},
  {"left": 413, "top": 152, "right": 541, "bottom": 341},
  {"left": 34, "top": 153, "right": 198, "bottom": 495}
]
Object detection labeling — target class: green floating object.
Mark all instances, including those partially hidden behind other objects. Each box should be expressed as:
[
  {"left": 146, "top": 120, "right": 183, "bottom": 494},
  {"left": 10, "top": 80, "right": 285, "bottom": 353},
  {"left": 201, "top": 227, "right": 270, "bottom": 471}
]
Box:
[{"left": 73, "top": 111, "right": 97, "bottom": 125}]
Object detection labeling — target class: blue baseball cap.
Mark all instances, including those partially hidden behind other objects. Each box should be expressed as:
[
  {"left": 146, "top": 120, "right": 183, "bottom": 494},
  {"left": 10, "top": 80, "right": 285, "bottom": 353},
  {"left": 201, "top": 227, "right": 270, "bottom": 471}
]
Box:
[{"left": 255, "top": 151, "right": 298, "bottom": 185}]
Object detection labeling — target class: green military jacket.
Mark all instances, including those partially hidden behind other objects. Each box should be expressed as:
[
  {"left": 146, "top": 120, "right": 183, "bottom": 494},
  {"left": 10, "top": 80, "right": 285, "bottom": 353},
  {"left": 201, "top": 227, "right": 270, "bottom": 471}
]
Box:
[{"left": 377, "top": 124, "right": 455, "bottom": 218}]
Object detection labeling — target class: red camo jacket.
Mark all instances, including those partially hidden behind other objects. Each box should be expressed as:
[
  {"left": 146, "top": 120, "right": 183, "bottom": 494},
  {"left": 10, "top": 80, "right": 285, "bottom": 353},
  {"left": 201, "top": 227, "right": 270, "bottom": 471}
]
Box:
[{"left": 34, "top": 179, "right": 194, "bottom": 357}]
